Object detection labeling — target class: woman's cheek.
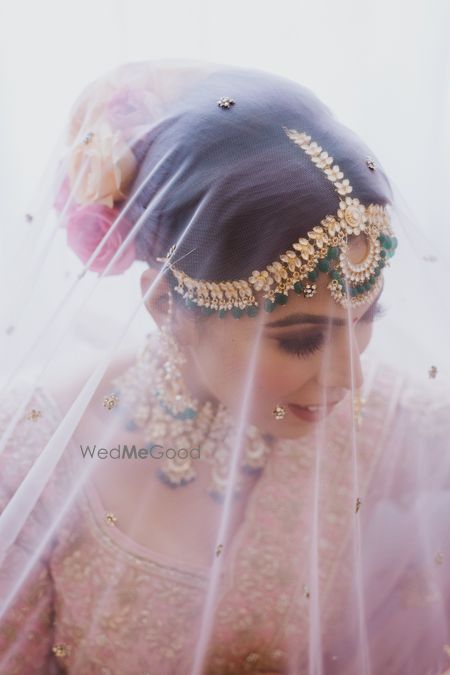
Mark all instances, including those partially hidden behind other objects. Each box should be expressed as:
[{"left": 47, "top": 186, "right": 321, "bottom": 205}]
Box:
[
  {"left": 251, "top": 343, "right": 314, "bottom": 402},
  {"left": 355, "top": 322, "right": 373, "bottom": 353}
]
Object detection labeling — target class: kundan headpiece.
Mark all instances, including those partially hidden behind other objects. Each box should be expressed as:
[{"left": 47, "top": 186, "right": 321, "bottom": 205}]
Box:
[{"left": 157, "top": 126, "right": 397, "bottom": 318}]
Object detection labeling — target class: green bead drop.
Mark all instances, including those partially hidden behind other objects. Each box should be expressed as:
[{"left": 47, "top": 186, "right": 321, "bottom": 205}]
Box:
[
  {"left": 327, "top": 247, "right": 340, "bottom": 260},
  {"left": 264, "top": 299, "right": 275, "bottom": 312},
  {"left": 275, "top": 293, "right": 288, "bottom": 305},
  {"left": 330, "top": 270, "right": 341, "bottom": 282},
  {"left": 318, "top": 259, "right": 330, "bottom": 273},
  {"left": 293, "top": 282, "right": 303, "bottom": 294}
]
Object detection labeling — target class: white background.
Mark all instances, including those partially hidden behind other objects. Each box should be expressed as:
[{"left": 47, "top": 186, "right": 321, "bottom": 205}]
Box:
[{"left": 1, "top": 0, "right": 449, "bottom": 242}]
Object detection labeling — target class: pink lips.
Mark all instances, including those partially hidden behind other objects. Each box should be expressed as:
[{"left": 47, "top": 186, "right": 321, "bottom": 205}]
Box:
[{"left": 287, "top": 401, "right": 340, "bottom": 422}]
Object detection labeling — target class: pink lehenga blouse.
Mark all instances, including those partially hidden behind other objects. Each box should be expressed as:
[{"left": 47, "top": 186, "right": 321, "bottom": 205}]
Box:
[{"left": 0, "top": 361, "right": 449, "bottom": 675}]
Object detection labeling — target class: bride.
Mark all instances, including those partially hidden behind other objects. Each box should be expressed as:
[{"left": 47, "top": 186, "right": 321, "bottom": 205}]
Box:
[{"left": 0, "top": 58, "right": 449, "bottom": 675}]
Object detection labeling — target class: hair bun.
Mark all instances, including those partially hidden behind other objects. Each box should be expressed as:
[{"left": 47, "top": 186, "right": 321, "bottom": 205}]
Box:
[{"left": 54, "top": 60, "right": 216, "bottom": 275}]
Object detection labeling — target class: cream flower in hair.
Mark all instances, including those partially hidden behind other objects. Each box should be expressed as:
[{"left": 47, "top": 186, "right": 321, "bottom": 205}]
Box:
[
  {"left": 67, "top": 120, "right": 138, "bottom": 208},
  {"left": 67, "top": 80, "right": 115, "bottom": 145}
]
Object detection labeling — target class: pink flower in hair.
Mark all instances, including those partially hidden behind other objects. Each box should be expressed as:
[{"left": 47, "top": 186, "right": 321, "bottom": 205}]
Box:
[{"left": 66, "top": 203, "right": 136, "bottom": 275}]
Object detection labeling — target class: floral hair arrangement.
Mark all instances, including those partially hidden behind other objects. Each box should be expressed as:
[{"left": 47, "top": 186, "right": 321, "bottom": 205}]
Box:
[
  {"left": 55, "top": 73, "right": 396, "bottom": 311},
  {"left": 54, "top": 84, "right": 154, "bottom": 275}
]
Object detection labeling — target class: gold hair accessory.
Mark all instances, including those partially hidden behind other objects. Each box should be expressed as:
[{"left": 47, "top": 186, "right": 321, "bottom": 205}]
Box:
[{"left": 157, "top": 128, "right": 397, "bottom": 318}]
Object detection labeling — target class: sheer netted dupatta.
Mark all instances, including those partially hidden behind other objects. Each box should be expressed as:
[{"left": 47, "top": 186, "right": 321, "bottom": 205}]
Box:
[{"left": 0, "top": 57, "right": 449, "bottom": 675}]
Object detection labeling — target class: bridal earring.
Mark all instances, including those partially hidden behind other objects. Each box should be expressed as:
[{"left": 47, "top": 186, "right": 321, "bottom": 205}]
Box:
[
  {"left": 353, "top": 389, "right": 366, "bottom": 429},
  {"left": 155, "top": 320, "right": 198, "bottom": 421},
  {"left": 273, "top": 404, "right": 286, "bottom": 420},
  {"left": 151, "top": 291, "right": 215, "bottom": 486},
  {"left": 111, "top": 290, "right": 272, "bottom": 498}
]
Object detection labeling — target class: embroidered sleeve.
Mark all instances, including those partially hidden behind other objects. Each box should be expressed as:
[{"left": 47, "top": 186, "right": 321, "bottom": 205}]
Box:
[{"left": 0, "top": 384, "right": 64, "bottom": 674}]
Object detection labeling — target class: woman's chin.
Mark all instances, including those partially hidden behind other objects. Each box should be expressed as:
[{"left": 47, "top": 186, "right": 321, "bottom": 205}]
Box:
[{"left": 271, "top": 422, "right": 316, "bottom": 440}]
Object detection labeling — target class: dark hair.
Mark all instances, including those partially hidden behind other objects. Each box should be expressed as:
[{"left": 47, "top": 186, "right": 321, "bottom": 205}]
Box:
[{"left": 130, "top": 65, "right": 393, "bottom": 315}]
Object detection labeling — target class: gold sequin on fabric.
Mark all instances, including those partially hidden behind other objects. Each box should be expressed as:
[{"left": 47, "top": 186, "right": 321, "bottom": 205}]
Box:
[
  {"left": 105, "top": 512, "right": 118, "bottom": 526},
  {"left": 52, "top": 642, "right": 71, "bottom": 658},
  {"left": 103, "top": 393, "right": 119, "bottom": 410},
  {"left": 26, "top": 408, "right": 42, "bottom": 421}
]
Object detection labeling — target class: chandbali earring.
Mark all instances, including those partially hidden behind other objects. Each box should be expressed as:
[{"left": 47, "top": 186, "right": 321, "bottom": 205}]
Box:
[
  {"left": 272, "top": 404, "right": 286, "bottom": 420},
  {"left": 111, "top": 290, "right": 216, "bottom": 487},
  {"left": 111, "top": 289, "right": 273, "bottom": 498},
  {"left": 155, "top": 319, "right": 197, "bottom": 420},
  {"left": 353, "top": 388, "right": 366, "bottom": 429},
  {"left": 152, "top": 290, "right": 216, "bottom": 485}
]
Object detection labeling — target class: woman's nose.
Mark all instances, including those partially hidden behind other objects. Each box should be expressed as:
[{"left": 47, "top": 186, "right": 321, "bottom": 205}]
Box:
[{"left": 316, "top": 328, "right": 364, "bottom": 391}]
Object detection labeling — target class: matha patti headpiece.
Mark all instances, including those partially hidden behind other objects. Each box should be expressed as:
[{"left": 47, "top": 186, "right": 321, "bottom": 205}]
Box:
[{"left": 157, "top": 127, "right": 398, "bottom": 318}]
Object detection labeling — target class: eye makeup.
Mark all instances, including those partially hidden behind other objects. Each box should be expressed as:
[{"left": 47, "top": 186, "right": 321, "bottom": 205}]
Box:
[
  {"left": 278, "top": 332, "right": 325, "bottom": 358},
  {"left": 275, "top": 301, "right": 387, "bottom": 359}
]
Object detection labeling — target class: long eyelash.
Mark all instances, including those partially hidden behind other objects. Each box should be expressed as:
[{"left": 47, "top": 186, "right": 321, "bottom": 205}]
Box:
[
  {"left": 360, "top": 301, "right": 388, "bottom": 323},
  {"left": 277, "top": 302, "right": 387, "bottom": 359},
  {"left": 278, "top": 334, "right": 325, "bottom": 358}
]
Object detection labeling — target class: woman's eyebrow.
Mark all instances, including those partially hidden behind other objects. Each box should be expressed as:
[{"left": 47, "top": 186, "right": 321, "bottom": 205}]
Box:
[{"left": 264, "top": 282, "right": 385, "bottom": 329}]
